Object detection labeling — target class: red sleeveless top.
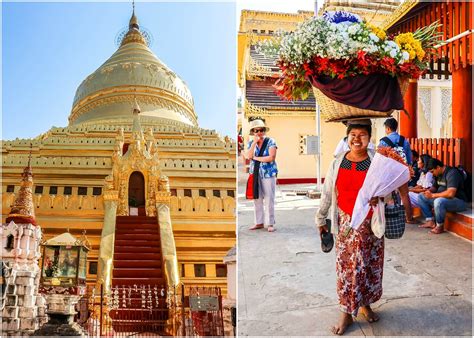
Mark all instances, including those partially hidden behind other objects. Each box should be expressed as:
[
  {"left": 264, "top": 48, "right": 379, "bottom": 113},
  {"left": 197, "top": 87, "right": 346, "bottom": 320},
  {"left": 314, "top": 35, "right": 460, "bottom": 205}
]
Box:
[{"left": 336, "top": 156, "right": 371, "bottom": 217}]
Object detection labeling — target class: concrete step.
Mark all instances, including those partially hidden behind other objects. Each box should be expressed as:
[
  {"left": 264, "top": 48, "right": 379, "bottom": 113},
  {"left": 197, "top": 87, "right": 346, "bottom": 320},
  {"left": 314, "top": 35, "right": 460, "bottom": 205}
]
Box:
[
  {"left": 414, "top": 207, "right": 473, "bottom": 241},
  {"left": 445, "top": 210, "right": 473, "bottom": 241}
]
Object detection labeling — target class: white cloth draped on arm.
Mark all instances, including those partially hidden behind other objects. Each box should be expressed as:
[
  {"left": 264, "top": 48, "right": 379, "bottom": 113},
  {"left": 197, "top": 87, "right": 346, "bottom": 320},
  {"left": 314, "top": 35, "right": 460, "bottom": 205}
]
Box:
[{"left": 349, "top": 152, "right": 411, "bottom": 232}]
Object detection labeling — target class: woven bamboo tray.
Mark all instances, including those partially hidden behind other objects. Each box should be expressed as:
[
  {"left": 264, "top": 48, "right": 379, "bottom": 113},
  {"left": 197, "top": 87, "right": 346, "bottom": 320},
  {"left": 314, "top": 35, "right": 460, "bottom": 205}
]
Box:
[{"left": 312, "top": 77, "right": 409, "bottom": 122}]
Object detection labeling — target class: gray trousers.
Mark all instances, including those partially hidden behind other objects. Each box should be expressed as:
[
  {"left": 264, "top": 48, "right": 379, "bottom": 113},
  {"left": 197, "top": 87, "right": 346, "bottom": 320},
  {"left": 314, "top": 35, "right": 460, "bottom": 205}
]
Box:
[{"left": 253, "top": 176, "right": 276, "bottom": 226}]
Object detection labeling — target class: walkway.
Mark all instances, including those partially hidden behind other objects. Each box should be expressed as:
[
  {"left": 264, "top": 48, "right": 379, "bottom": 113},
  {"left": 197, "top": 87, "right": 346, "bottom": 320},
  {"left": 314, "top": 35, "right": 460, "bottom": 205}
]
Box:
[{"left": 238, "top": 175, "right": 472, "bottom": 336}]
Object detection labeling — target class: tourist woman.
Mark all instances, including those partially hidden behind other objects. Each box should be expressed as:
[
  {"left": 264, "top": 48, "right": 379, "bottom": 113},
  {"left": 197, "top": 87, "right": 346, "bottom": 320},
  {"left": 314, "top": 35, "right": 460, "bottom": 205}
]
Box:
[
  {"left": 315, "top": 119, "right": 382, "bottom": 335},
  {"left": 409, "top": 154, "right": 433, "bottom": 208},
  {"left": 245, "top": 118, "right": 278, "bottom": 232}
]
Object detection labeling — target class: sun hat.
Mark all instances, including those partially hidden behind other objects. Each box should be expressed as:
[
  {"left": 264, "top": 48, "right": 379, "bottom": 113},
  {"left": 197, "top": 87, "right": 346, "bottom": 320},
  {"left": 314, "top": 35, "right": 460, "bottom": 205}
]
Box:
[{"left": 249, "top": 119, "right": 270, "bottom": 135}]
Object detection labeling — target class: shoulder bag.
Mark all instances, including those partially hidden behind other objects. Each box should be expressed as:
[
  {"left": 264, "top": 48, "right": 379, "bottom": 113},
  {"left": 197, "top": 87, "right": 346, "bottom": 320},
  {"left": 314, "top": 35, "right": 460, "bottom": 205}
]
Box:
[
  {"left": 384, "top": 191, "right": 406, "bottom": 239},
  {"left": 246, "top": 138, "right": 270, "bottom": 200}
]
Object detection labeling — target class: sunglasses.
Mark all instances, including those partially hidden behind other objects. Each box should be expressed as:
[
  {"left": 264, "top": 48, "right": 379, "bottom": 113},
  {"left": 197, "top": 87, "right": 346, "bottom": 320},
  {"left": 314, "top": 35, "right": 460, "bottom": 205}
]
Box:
[{"left": 253, "top": 129, "right": 265, "bottom": 133}]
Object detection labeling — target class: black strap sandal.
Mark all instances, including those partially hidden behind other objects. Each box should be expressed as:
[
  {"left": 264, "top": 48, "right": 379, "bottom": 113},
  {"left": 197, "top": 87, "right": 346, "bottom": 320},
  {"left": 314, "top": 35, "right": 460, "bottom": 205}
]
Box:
[{"left": 320, "top": 230, "right": 334, "bottom": 253}]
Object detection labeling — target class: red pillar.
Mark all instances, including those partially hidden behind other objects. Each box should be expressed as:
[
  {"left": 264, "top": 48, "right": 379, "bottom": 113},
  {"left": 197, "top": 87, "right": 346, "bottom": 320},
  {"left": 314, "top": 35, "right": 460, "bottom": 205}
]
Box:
[
  {"left": 400, "top": 79, "right": 418, "bottom": 138},
  {"left": 452, "top": 65, "right": 472, "bottom": 173}
]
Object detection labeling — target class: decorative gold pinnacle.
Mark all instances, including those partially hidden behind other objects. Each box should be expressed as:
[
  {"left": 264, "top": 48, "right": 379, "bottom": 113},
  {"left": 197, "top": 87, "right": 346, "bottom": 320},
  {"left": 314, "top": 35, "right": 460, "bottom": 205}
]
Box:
[
  {"left": 6, "top": 144, "right": 36, "bottom": 225},
  {"left": 129, "top": 0, "right": 139, "bottom": 30}
]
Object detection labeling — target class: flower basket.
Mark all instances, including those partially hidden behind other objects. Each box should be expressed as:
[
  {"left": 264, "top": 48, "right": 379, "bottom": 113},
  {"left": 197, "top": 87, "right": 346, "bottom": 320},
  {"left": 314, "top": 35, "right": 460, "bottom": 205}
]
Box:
[
  {"left": 257, "top": 11, "right": 442, "bottom": 121},
  {"left": 312, "top": 76, "right": 409, "bottom": 122}
]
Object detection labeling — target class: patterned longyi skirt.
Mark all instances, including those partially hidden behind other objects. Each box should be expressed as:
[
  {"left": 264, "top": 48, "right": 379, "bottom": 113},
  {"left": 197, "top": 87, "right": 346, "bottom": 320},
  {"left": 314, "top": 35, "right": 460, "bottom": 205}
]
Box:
[{"left": 336, "top": 210, "right": 384, "bottom": 316}]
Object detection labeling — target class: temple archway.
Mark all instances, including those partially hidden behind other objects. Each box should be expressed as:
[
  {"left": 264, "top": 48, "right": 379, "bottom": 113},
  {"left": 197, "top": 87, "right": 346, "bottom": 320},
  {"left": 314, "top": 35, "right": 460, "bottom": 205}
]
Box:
[{"left": 128, "top": 171, "right": 145, "bottom": 207}]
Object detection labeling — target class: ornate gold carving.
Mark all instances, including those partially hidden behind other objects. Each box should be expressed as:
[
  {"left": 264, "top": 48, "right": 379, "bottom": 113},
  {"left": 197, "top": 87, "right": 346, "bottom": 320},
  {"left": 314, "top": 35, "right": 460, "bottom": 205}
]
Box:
[
  {"left": 69, "top": 88, "right": 197, "bottom": 126},
  {"left": 247, "top": 56, "right": 277, "bottom": 77},
  {"left": 100, "top": 65, "right": 116, "bottom": 75},
  {"left": 6, "top": 156, "right": 36, "bottom": 225},
  {"left": 104, "top": 112, "right": 170, "bottom": 217},
  {"left": 244, "top": 99, "right": 269, "bottom": 116},
  {"left": 103, "top": 190, "right": 119, "bottom": 201},
  {"left": 121, "top": 62, "right": 139, "bottom": 70},
  {"left": 155, "top": 191, "right": 171, "bottom": 205},
  {"left": 120, "top": 29, "right": 147, "bottom": 46}
]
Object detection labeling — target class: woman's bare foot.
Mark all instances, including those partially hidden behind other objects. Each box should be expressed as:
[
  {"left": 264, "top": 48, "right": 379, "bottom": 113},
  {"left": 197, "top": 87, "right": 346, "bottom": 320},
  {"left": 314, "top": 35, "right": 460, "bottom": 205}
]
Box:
[
  {"left": 331, "top": 312, "right": 353, "bottom": 335},
  {"left": 359, "top": 305, "right": 380, "bottom": 323}
]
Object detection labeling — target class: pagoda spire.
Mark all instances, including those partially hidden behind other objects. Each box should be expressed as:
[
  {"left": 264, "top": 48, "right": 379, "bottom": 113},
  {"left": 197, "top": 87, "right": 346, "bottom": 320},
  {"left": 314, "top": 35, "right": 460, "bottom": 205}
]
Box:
[
  {"left": 129, "top": 0, "right": 139, "bottom": 30},
  {"left": 6, "top": 144, "right": 36, "bottom": 225},
  {"left": 120, "top": 0, "right": 146, "bottom": 46}
]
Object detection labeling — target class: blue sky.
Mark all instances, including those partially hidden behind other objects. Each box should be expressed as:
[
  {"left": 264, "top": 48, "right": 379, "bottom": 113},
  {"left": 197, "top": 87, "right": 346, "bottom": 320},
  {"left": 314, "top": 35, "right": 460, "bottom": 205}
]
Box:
[{"left": 2, "top": 1, "right": 236, "bottom": 140}]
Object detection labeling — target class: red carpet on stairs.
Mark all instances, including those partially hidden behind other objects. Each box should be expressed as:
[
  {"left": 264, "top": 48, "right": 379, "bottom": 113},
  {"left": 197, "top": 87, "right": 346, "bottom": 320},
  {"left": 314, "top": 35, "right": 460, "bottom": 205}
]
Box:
[
  {"left": 111, "top": 215, "right": 168, "bottom": 334},
  {"left": 113, "top": 215, "right": 165, "bottom": 286}
]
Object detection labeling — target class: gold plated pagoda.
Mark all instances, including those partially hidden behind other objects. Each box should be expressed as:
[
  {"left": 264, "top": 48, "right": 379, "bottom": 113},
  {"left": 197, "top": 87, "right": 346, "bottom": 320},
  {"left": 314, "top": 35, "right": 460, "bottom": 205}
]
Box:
[{"left": 6, "top": 145, "right": 36, "bottom": 225}]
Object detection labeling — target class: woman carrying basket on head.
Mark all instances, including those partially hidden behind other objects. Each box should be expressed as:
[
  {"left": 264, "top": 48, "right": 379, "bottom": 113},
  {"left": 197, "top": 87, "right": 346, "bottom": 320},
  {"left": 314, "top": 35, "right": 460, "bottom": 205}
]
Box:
[
  {"left": 315, "top": 119, "right": 383, "bottom": 335},
  {"left": 245, "top": 118, "right": 278, "bottom": 233}
]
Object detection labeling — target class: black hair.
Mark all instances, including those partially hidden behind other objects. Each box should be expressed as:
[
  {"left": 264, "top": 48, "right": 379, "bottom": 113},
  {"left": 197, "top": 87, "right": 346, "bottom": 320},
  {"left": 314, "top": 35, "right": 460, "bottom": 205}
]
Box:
[
  {"left": 412, "top": 150, "right": 419, "bottom": 159},
  {"left": 384, "top": 117, "right": 398, "bottom": 131},
  {"left": 346, "top": 124, "right": 372, "bottom": 138},
  {"left": 419, "top": 154, "right": 431, "bottom": 173},
  {"left": 426, "top": 158, "right": 444, "bottom": 171}
]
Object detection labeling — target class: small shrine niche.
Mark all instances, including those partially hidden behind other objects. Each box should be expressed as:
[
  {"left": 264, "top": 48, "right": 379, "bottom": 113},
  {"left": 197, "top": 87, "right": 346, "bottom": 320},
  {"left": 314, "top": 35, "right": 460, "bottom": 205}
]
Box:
[{"left": 40, "top": 232, "right": 90, "bottom": 292}]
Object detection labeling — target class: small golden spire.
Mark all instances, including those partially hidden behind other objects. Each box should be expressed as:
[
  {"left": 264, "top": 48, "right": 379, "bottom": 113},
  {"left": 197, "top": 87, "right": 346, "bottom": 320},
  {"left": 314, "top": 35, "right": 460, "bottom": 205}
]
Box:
[
  {"left": 129, "top": 0, "right": 139, "bottom": 30},
  {"left": 6, "top": 144, "right": 36, "bottom": 225},
  {"left": 133, "top": 97, "right": 141, "bottom": 115}
]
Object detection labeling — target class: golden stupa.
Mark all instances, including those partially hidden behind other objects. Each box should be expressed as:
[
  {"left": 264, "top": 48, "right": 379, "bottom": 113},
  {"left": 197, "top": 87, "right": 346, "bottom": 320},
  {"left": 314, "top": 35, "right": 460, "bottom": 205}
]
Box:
[
  {"left": 2, "top": 10, "right": 236, "bottom": 293},
  {"left": 6, "top": 150, "right": 36, "bottom": 225}
]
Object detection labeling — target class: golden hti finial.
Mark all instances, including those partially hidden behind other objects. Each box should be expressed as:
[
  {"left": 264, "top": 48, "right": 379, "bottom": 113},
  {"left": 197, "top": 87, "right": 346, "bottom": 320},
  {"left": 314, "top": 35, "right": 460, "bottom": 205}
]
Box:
[
  {"left": 6, "top": 144, "right": 36, "bottom": 225},
  {"left": 129, "top": 0, "right": 139, "bottom": 30}
]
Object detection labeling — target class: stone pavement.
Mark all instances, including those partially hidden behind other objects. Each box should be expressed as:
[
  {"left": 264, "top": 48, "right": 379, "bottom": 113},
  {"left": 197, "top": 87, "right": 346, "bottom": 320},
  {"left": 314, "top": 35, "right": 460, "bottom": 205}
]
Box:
[{"left": 237, "top": 177, "right": 473, "bottom": 336}]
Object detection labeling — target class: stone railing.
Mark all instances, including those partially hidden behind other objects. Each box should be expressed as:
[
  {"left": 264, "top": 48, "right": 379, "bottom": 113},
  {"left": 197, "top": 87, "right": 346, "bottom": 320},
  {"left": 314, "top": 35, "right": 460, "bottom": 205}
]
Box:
[
  {"left": 2, "top": 156, "right": 235, "bottom": 172},
  {"left": 2, "top": 156, "right": 112, "bottom": 169},
  {"left": 162, "top": 159, "right": 235, "bottom": 171},
  {"left": 169, "top": 196, "right": 235, "bottom": 214},
  {"left": 2, "top": 194, "right": 235, "bottom": 215},
  {"left": 2, "top": 194, "right": 104, "bottom": 213}
]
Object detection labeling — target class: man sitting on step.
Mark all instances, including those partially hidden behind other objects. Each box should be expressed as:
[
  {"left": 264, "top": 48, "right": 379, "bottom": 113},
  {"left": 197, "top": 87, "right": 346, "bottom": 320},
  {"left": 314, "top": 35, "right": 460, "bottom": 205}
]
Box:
[{"left": 418, "top": 158, "right": 468, "bottom": 234}]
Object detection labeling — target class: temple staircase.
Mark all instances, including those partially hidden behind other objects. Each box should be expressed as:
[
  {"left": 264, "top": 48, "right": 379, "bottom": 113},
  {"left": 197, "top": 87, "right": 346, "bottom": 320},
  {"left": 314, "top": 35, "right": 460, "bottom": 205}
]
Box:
[
  {"left": 113, "top": 214, "right": 165, "bottom": 285},
  {"left": 111, "top": 214, "right": 168, "bottom": 334}
]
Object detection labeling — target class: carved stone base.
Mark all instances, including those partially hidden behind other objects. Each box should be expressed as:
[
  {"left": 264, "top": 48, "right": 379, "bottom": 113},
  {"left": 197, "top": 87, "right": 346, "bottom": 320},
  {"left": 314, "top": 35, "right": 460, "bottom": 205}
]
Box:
[{"left": 32, "top": 313, "right": 86, "bottom": 337}]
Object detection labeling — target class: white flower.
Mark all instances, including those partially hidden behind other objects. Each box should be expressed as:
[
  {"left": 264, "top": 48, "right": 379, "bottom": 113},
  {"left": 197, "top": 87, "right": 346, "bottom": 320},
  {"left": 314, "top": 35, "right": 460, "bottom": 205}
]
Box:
[
  {"left": 369, "top": 33, "right": 379, "bottom": 42},
  {"left": 389, "top": 49, "right": 398, "bottom": 58},
  {"left": 348, "top": 24, "right": 359, "bottom": 35},
  {"left": 402, "top": 51, "right": 410, "bottom": 60},
  {"left": 386, "top": 40, "right": 399, "bottom": 49}
]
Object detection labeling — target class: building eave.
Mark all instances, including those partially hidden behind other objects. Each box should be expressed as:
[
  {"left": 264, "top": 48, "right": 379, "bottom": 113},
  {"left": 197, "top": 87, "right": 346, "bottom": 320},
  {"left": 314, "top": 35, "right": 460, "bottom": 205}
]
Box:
[{"left": 381, "top": 0, "right": 420, "bottom": 31}]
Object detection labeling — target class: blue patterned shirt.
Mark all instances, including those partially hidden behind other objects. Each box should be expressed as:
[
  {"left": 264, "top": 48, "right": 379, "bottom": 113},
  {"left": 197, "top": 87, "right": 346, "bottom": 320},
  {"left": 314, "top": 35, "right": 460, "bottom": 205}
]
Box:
[
  {"left": 378, "top": 131, "right": 413, "bottom": 165},
  {"left": 248, "top": 137, "right": 278, "bottom": 178}
]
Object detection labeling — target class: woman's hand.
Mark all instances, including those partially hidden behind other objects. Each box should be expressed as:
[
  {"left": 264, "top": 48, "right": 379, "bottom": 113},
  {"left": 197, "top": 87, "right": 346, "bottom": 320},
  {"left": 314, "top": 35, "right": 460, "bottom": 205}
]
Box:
[{"left": 369, "top": 196, "right": 379, "bottom": 206}]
